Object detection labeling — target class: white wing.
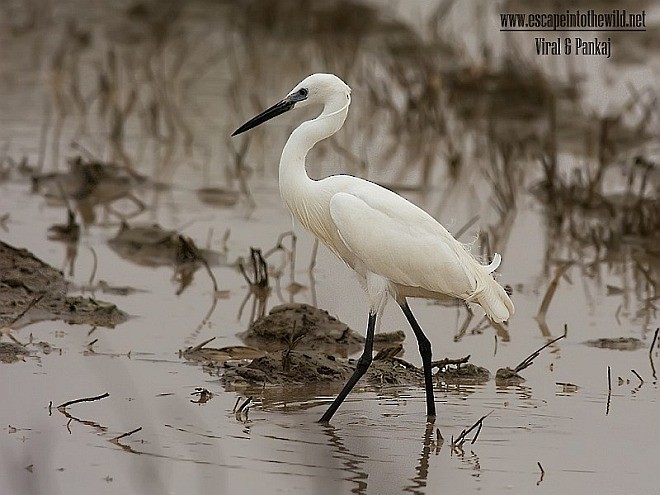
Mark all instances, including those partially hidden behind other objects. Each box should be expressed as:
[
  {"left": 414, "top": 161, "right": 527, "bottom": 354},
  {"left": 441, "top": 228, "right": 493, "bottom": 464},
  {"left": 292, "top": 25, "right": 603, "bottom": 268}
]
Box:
[
  {"left": 327, "top": 183, "right": 514, "bottom": 322},
  {"left": 328, "top": 189, "right": 476, "bottom": 299}
]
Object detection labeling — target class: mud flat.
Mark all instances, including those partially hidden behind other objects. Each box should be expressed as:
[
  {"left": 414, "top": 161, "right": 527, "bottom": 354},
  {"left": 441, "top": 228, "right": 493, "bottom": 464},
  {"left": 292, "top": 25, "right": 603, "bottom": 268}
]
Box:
[{"left": 0, "top": 241, "right": 127, "bottom": 329}]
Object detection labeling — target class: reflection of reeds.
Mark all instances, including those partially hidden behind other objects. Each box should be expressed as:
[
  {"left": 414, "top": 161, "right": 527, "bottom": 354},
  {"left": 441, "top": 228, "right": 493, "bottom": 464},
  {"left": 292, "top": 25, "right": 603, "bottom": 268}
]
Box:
[
  {"left": 38, "top": 4, "right": 215, "bottom": 185},
  {"left": 535, "top": 264, "right": 572, "bottom": 335},
  {"left": 531, "top": 80, "right": 659, "bottom": 328},
  {"left": 238, "top": 248, "right": 271, "bottom": 322}
]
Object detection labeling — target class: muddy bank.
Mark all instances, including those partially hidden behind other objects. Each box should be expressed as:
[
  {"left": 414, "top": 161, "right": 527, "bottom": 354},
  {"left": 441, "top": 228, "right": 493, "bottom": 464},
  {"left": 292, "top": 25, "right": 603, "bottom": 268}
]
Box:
[
  {"left": 222, "top": 348, "right": 497, "bottom": 390},
  {"left": 240, "top": 303, "right": 405, "bottom": 356},
  {"left": 0, "top": 341, "right": 30, "bottom": 363},
  {"left": 223, "top": 349, "right": 425, "bottom": 387},
  {"left": 0, "top": 241, "right": 127, "bottom": 328},
  {"left": 436, "top": 362, "right": 491, "bottom": 384},
  {"left": 186, "top": 303, "right": 493, "bottom": 389}
]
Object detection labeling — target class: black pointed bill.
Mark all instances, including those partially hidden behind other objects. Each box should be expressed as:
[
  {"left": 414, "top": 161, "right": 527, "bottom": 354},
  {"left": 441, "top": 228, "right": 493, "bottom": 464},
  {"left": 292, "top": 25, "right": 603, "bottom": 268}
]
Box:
[{"left": 232, "top": 91, "right": 307, "bottom": 136}]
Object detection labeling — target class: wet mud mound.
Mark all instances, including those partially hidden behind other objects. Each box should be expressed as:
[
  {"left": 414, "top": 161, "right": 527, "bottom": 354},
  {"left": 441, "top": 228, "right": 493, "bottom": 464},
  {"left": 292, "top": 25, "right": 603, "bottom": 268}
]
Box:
[
  {"left": 495, "top": 367, "right": 526, "bottom": 386},
  {"left": 0, "top": 241, "right": 127, "bottom": 328},
  {"left": 224, "top": 349, "right": 424, "bottom": 387},
  {"left": 0, "top": 342, "right": 30, "bottom": 363},
  {"left": 240, "top": 303, "right": 404, "bottom": 355},
  {"left": 436, "top": 363, "right": 491, "bottom": 384},
  {"left": 196, "top": 303, "right": 492, "bottom": 389},
  {"left": 223, "top": 349, "right": 492, "bottom": 389},
  {"left": 195, "top": 304, "right": 489, "bottom": 391}
]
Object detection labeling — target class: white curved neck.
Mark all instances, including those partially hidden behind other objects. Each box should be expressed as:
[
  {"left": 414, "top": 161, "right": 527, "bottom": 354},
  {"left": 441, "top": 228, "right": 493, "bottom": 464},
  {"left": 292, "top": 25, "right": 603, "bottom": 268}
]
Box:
[{"left": 279, "top": 98, "right": 350, "bottom": 195}]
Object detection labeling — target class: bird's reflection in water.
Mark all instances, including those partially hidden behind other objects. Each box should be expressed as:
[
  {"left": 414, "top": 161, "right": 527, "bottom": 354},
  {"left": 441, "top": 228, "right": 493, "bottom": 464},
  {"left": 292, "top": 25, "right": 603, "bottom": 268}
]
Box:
[
  {"left": 320, "top": 423, "right": 369, "bottom": 494},
  {"left": 318, "top": 417, "right": 443, "bottom": 495},
  {"left": 403, "top": 418, "right": 443, "bottom": 494}
]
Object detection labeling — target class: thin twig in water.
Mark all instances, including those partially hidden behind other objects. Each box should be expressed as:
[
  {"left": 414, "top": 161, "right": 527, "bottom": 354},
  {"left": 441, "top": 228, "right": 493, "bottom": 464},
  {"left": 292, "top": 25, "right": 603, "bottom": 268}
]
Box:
[
  {"left": 111, "top": 427, "right": 142, "bottom": 442},
  {"left": 9, "top": 294, "right": 45, "bottom": 328},
  {"left": 451, "top": 410, "right": 493, "bottom": 450},
  {"left": 513, "top": 330, "right": 567, "bottom": 373},
  {"left": 232, "top": 397, "right": 241, "bottom": 414},
  {"left": 650, "top": 328, "right": 659, "bottom": 380},
  {"left": 606, "top": 365, "right": 612, "bottom": 415},
  {"left": 188, "top": 337, "right": 216, "bottom": 354},
  {"left": 471, "top": 419, "right": 483, "bottom": 445},
  {"left": 537, "top": 462, "right": 545, "bottom": 485},
  {"left": 57, "top": 392, "right": 110, "bottom": 409},
  {"left": 631, "top": 369, "right": 644, "bottom": 386}
]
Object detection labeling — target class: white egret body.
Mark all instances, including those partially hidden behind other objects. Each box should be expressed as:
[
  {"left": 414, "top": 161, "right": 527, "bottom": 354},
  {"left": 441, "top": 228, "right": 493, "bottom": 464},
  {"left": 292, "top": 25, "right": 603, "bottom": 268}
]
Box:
[{"left": 233, "top": 73, "right": 514, "bottom": 422}]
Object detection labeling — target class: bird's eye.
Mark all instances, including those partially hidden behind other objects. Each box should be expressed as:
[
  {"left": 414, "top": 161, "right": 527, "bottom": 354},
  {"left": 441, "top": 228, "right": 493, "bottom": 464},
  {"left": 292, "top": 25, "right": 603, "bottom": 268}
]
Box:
[{"left": 298, "top": 88, "right": 308, "bottom": 97}]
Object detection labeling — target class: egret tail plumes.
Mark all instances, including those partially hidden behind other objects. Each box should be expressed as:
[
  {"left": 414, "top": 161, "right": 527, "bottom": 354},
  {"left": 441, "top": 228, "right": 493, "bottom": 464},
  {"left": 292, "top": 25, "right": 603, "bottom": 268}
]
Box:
[
  {"left": 422, "top": 238, "right": 513, "bottom": 324},
  {"left": 467, "top": 263, "right": 514, "bottom": 323},
  {"left": 232, "top": 73, "right": 515, "bottom": 423},
  {"left": 447, "top": 248, "right": 513, "bottom": 323}
]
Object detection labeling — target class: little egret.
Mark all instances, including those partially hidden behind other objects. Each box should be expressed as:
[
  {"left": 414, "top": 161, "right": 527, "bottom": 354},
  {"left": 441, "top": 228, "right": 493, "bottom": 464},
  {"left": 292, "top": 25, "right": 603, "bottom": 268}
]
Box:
[{"left": 232, "top": 73, "right": 514, "bottom": 423}]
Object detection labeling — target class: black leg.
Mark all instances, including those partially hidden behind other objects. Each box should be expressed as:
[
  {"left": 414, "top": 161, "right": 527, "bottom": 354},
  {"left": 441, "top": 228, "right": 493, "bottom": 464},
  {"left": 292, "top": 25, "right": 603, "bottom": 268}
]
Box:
[
  {"left": 400, "top": 301, "right": 436, "bottom": 417},
  {"left": 319, "top": 312, "right": 377, "bottom": 423}
]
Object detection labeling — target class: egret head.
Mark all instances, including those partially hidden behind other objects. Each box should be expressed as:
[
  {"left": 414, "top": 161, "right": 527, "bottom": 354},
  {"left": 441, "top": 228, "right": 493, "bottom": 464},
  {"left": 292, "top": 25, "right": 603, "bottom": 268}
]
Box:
[{"left": 232, "top": 73, "right": 351, "bottom": 136}]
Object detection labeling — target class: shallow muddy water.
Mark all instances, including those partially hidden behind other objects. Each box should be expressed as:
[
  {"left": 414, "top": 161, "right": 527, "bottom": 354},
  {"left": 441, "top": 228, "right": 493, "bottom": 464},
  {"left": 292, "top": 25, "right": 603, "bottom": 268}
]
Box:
[{"left": 1, "top": 1, "right": 658, "bottom": 494}]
